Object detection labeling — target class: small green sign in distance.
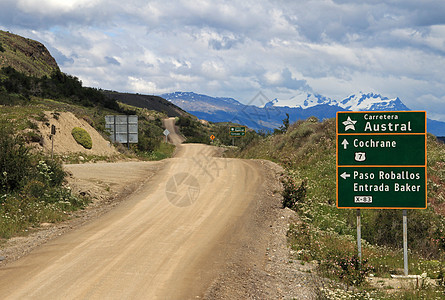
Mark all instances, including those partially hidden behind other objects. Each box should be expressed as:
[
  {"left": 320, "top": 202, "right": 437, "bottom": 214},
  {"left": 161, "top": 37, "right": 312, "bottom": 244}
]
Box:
[
  {"left": 230, "top": 126, "right": 246, "bottom": 137},
  {"left": 336, "top": 111, "right": 427, "bottom": 209}
]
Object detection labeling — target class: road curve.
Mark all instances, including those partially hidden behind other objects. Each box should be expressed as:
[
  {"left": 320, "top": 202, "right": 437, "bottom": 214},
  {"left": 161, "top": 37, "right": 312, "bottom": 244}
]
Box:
[
  {"left": 163, "top": 117, "right": 186, "bottom": 145},
  {"left": 0, "top": 144, "right": 265, "bottom": 299}
]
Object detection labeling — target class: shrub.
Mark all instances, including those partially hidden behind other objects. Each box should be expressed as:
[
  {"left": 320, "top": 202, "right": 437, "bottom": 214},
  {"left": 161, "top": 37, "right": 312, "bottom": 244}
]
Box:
[
  {"left": 281, "top": 173, "right": 306, "bottom": 209},
  {"left": 71, "top": 127, "right": 92, "bottom": 149},
  {"left": 320, "top": 255, "right": 374, "bottom": 286},
  {"left": 176, "top": 116, "right": 210, "bottom": 144},
  {"left": 0, "top": 122, "right": 32, "bottom": 192},
  {"left": 0, "top": 42, "right": 4, "bottom": 52},
  {"left": 24, "top": 131, "right": 43, "bottom": 144},
  {"left": 23, "top": 179, "right": 46, "bottom": 199},
  {"left": 42, "top": 159, "right": 66, "bottom": 186}
]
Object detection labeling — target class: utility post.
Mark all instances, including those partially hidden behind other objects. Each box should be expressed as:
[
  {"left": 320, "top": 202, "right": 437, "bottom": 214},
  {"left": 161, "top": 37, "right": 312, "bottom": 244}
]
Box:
[{"left": 50, "top": 124, "right": 56, "bottom": 159}]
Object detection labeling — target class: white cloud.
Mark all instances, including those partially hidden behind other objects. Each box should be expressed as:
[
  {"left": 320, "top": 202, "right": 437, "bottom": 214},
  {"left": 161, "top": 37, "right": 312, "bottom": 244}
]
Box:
[
  {"left": 1, "top": 0, "right": 445, "bottom": 121},
  {"left": 17, "top": 0, "right": 99, "bottom": 14}
]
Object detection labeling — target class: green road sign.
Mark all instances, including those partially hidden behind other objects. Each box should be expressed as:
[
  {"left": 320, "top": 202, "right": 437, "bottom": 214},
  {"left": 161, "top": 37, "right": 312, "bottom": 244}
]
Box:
[
  {"left": 336, "top": 111, "right": 427, "bottom": 209},
  {"left": 337, "top": 111, "right": 426, "bottom": 134},
  {"left": 337, "top": 167, "right": 426, "bottom": 208},
  {"left": 337, "top": 135, "right": 426, "bottom": 166},
  {"left": 230, "top": 126, "right": 246, "bottom": 137}
]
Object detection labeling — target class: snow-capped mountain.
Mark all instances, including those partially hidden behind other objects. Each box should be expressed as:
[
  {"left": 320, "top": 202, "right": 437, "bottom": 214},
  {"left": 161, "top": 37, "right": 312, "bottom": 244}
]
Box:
[
  {"left": 338, "top": 93, "right": 410, "bottom": 111},
  {"left": 262, "top": 92, "right": 336, "bottom": 109},
  {"left": 161, "top": 91, "right": 445, "bottom": 136},
  {"left": 265, "top": 92, "right": 410, "bottom": 112}
]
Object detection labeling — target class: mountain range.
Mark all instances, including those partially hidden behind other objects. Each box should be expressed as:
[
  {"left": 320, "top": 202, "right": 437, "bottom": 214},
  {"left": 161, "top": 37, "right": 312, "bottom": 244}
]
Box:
[{"left": 161, "top": 91, "right": 445, "bottom": 137}]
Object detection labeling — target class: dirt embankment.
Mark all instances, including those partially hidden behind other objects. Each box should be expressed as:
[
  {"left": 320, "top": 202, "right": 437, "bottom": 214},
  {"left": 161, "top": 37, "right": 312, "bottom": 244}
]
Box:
[{"left": 37, "top": 111, "right": 118, "bottom": 156}]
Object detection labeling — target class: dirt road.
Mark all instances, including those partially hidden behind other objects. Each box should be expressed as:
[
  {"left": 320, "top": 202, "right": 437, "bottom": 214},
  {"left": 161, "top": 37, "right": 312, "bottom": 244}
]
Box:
[
  {"left": 163, "top": 117, "right": 186, "bottom": 145},
  {"left": 0, "top": 143, "right": 291, "bottom": 299}
]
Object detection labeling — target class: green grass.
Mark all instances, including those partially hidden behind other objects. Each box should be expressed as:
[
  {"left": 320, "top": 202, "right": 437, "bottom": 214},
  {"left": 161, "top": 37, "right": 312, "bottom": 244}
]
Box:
[
  {"left": 0, "top": 192, "right": 88, "bottom": 239},
  {"left": 137, "top": 142, "right": 175, "bottom": 161},
  {"left": 234, "top": 117, "right": 445, "bottom": 297}
]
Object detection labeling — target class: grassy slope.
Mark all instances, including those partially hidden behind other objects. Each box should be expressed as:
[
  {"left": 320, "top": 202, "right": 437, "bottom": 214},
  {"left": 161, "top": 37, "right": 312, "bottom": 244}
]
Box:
[
  {"left": 232, "top": 117, "right": 445, "bottom": 298},
  {"left": 0, "top": 30, "right": 59, "bottom": 78}
]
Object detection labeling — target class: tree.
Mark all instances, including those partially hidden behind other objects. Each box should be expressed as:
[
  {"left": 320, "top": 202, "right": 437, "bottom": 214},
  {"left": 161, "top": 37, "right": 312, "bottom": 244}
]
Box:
[{"left": 275, "top": 113, "right": 290, "bottom": 134}]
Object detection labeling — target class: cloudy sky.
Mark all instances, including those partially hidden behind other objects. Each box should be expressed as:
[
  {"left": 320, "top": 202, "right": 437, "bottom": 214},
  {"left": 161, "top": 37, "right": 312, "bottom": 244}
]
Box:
[{"left": 2, "top": 0, "right": 445, "bottom": 121}]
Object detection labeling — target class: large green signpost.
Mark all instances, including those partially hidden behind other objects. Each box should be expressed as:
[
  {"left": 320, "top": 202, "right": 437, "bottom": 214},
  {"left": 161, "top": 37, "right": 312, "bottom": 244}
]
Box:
[
  {"left": 337, "top": 110, "right": 427, "bottom": 276},
  {"left": 337, "top": 111, "right": 427, "bottom": 209}
]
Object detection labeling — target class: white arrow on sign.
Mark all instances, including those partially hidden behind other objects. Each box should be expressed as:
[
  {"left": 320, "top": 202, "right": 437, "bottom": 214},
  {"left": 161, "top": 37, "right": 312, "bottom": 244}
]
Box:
[
  {"left": 340, "top": 172, "right": 351, "bottom": 180},
  {"left": 341, "top": 139, "right": 349, "bottom": 149}
]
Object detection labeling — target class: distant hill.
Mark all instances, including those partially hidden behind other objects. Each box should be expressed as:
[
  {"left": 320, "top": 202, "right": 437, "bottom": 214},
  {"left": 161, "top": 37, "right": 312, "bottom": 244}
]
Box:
[
  {"left": 162, "top": 91, "right": 445, "bottom": 136},
  {"left": 0, "top": 30, "right": 59, "bottom": 77},
  {"left": 102, "top": 91, "right": 188, "bottom": 118}
]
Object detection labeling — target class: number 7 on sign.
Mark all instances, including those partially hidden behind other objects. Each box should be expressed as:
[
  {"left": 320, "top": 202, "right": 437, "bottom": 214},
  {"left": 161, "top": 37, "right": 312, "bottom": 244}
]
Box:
[{"left": 355, "top": 152, "right": 366, "bottom": 162}]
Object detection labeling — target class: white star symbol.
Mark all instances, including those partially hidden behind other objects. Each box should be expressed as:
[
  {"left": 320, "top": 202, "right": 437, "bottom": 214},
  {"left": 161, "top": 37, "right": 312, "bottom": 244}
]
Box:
[{"left": 342, "top": 116, "right": 357, "bottom": 131}]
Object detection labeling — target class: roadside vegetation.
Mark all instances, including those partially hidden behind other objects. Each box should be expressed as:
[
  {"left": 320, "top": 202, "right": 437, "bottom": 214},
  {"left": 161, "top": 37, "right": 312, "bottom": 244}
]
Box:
[
  {"left": 176, "top": 115, "right": 211, "bottom": 144},
  {"left": 230, "top": 117, "right": 445, "bottom": 299},
  {"left": 208, "top": 122, "right": 261, "bottom": 148},
  {"left": 0, "top": 66, "right": 178, "bottom": 240},
  {"left": 0, "top": 66, "right": 175, "bottom": 162},
  {"left": 175, "top": 115, "right": 261, "bottom": 147},
  {"left": 71, "top": 127, "right": 92, "bottom": 149},
  {"left": 0, "top": 120, "right": 88, "bottom": 239}
]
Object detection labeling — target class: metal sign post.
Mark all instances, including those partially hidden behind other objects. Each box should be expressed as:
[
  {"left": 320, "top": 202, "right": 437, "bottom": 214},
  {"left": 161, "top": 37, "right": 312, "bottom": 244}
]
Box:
[
  {"left": 336, "top": 111, "right": 427, "bottom": 275},
  {"left": 50, "top": 125, "right": 56, "bottom": 159},
  {"left": 403, "top": 209, "right": 408, "bottom": 276},
  {"left": 357, "top": 209, "right": 362, "bottom": 262}
]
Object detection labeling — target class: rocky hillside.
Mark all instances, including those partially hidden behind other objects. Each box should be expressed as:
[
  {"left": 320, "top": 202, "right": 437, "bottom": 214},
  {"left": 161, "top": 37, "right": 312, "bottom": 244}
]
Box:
[{"left": 0, "top": 30, "right": 59, "bottom": 77}]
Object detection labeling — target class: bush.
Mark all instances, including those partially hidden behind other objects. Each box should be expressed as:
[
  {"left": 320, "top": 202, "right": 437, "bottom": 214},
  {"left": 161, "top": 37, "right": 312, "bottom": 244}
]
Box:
[
  {"left": 0, "top": 67, "right": 118, "bottom": 109},
  {"left": 33, "top": 159, "right": 66, "bottom": 187},
  {"left": 71, "top": 127, "right": 92, "bottom": 149},
  {"left": 24, "top": 131, "right": 43, "bottom": 144},
  {"left": 281, "top": 173, "right": 306, "bottom": 209},
  {"left": 137, "top": 121, "right": 162, "bottom": 152},
  {"left": 320, "top": 255, "right": 374, "bottom": 286},
  {"left": 23, "top": 179, "right": 46, "bottom": 199},
  {"left": 0, "top": 121, "right": 87, "bottom": 239},
  {"left": 177, "top": 116, "right": 210, "bottom": 144},
  {"left": 0, "top": 122, "right": 32, "bottom": 192},
  {"left": 0, "top": 42, "right": 4, "bottom": 52}
]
